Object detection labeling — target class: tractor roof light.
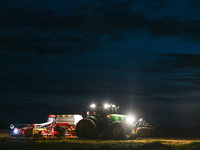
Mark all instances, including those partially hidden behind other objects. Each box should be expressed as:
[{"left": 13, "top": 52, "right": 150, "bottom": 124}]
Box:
[
  {"left": 90, "top": 104, "right": 96, "bottom": 108},
  {"left": 104, "top": 103, "right": 111, "bottom": 109}
]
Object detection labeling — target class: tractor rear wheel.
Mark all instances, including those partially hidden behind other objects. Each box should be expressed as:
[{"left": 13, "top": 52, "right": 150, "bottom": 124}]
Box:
[
  {"left": 76, "top": 118, "right": 98, "bottom": 139},
  {"left": 109, "top": 122, "right": 126, "bottom": 140}
]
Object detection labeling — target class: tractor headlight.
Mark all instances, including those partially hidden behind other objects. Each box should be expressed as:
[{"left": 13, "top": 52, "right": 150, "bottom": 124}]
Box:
[
  {"left": 126, "top": 116, "right": 135, "bottom": 124},
  {"left": 90, "top": 104, "right": 96, "bottom": 108},
  {"left": 14, "top": 128, "right": 19, "bottom": 134}
]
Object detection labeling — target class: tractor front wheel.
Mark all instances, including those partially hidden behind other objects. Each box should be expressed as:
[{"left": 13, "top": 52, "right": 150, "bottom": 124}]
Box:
[
  {"left": 109, "top": 122, "right": 126, "bottom": 140},
  {"left": 128, "top": 133, "right": 138, "bottom": 140}
]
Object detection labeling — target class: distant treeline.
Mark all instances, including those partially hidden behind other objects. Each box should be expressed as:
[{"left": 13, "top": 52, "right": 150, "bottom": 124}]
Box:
[{"left": 150, "top": 125, "right": 200, "bottom": 138}]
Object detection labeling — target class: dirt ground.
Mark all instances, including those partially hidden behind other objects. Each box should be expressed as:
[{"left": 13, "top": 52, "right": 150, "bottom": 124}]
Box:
[
  {"left": 0, "top": 130, "right": 200, "bottom": 144},
  {"left": 0, "top": 129, "right": 11, "bottom": 138},
  {"left": 1, "top": 130, "right": 200, "bottom": 150},
  {"left": 1, "top": 130, "right": 200, "bottom": 144}
]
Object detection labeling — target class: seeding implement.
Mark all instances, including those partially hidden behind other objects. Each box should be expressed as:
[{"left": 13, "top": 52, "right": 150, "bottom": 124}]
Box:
[{"left": 10, "top": 114, "right": 83, "bottom": 138}]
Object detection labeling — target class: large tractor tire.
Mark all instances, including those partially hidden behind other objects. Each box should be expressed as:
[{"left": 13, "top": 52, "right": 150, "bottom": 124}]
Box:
[
  {"left": 76, "top": 118, "right": 98, "bottom": 139},
  {"left": 109, "top": 122, "right": 126, "bottom": 140}
]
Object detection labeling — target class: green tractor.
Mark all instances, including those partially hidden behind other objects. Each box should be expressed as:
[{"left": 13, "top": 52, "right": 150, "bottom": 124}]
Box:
[{"left": 76, "top": 103, "right": 152, "bottom": 139}]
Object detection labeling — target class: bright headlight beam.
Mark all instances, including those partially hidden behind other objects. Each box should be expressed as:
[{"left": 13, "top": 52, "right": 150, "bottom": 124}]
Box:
[
  {"left": 14, "top": 128, "right": 18, "bottom": 134},
  {"left": 90, "top": 104, "right": 96, "bottom": 108},
  {"left": 126, "top": 116, "right": 135, "bottom": 124},
  {"left": 104, "top": 103, "right": 110, "bottom": 109}
]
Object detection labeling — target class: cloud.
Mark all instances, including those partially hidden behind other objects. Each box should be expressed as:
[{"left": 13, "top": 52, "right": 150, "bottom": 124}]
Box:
[
  {"left": 135, "top": 0, "right": 165, "bottom": 11},
  {"left": 146, "top": 16, "right": 200, "bottom": 42},
  {"left": 0, "top": 5, "right": 145, "bottom": 55},
  {"left": 138, "top": 53, "right": 200, "bottom": 73},
  {"left": 187, "top": 0, "right": 200, "bottom": 12},
  {"left": 145, "top": 53, "right": 200, "bottom": 92},
  {"left": 149, "top": 0, "right": 165, "bottom": 11},
  {"left": 0, "top": 35, "right": 102, "bottom": 55},
  {"left": 1, "top": 1, "right": 200, "bottom": 56},
  {"left": 158, "top": 53, "right": 200, "bottom": 68},
  {"left": 0, "top": 8, "right": 105, "bottom": 55}
]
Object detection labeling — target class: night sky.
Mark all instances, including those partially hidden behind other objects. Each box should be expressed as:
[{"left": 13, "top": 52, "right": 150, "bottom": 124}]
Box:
[{"left": 1, "top": 0, "right": 200, "bottom": 127}]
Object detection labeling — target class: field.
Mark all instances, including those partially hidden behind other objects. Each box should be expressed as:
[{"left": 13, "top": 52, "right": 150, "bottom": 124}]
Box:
[{"left": 1, "top": 130, "right": 200, "bottom": 150}]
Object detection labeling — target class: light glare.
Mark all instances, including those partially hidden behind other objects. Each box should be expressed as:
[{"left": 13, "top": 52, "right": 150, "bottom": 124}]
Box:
[
  {"left": 126, "top": 116, "right": 135, "bottom": 124},
  {"left": 14, "top": 128, "right": 18, "bottom": 134},
  {"left": 104, "top": 103, "right": 111, "bottom": 109},
  {"left": 90, "top": 104, "right": 96, "bottom": 108}
]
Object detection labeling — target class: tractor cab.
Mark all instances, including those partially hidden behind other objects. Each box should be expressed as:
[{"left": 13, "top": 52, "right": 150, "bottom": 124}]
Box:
[{"left": 87, "top": 103, "right": 119, "bottom": 117}]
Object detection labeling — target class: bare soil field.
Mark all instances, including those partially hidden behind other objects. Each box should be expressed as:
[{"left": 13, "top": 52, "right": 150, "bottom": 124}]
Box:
[{"left": 1, "top": 130, "right": 200, "bottom": 150}]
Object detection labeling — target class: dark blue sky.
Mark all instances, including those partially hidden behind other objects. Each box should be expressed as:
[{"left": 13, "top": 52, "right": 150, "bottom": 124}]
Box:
[{"left": 1, "top": 0, "right": 200, "bottom": 126}]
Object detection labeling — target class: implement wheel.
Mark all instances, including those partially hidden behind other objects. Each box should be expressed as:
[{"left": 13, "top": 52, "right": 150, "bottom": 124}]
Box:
[{"left": 76, "top": 118, "right": 98, "bottom": 139}]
